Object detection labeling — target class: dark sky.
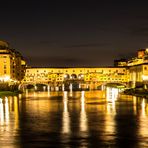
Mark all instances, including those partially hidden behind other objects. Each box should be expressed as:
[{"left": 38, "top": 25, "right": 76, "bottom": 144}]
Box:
[{"left": 1, "top": 0, "right": 148, "bottom": 67}]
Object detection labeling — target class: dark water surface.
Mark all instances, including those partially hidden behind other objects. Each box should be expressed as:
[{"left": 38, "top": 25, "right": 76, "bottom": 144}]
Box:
[{"left": 0, "top": 89, "right": 148, "bottom": 148}]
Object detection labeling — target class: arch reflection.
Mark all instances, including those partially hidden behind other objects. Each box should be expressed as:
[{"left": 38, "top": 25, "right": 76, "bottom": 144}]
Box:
[{"left": 106, "top": 87, "right": 119, "bottom": 114}]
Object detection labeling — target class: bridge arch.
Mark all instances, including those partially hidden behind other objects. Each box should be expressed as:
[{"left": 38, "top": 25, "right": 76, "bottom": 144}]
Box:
[
  {"left": 64, "top": 74, "right": 70, "bottom": 80},
  {"left": 71, "top": 74, "right": 77, "bottom": 79}
]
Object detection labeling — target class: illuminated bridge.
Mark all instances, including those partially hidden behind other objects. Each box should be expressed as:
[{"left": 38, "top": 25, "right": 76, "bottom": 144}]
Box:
[{"left": 20, "top": 67, "right": 128, "bottom": 91}]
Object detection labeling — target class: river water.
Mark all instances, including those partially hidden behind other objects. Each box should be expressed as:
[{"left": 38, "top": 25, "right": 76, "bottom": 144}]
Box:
[{"left": 0, "top": 88, "right": 148, "bottom": 148}]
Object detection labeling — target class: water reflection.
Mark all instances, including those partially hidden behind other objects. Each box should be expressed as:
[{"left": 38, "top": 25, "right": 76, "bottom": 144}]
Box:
[
  {"left": 80, "top": 91, "right": 87, "bottom": 132},
  {"left": 0, "top": 89, "right": 148, "bottom": 147},
  {"left": 0, "top": 98, "right": 4, "bottom": 125},
  {"left": 139, "top": 98, "right": 148, "bottom": 147},
  {"left": 62, "top": 91, "right": 70, "bottom": 134},
  {"left": 133, "top": 96, "right": 137, "bottom": 114},
  {"left": 0, "top": 96, "right": 20, "bottom": 148},
  {"left": 106, "top": 87, "right": 118, "bottom": 114}
]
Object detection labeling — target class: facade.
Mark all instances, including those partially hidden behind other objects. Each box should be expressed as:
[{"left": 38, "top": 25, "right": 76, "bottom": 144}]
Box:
[
  {"left": 129, "top": 64, "right": 148, "bottom": 87},
  {"left": 127, "top": 49, "right": 148, "bottom": 87},
  {"left": 127, "top": 49, "right": 148, "bottom": 66},
  {"left": 23, "top": 67, "right": 128, "bottom": 85},
  {"left": 0, "top": 40, "right": 26, "bottom": 83}
]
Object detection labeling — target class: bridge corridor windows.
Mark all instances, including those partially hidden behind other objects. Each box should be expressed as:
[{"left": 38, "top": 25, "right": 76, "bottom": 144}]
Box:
[
  {"left": 64, "top": 74, "right": 70, "bottom": 80},
  {"left": 71, "top": 74, "right": 77, "bottom": 79},
  {"left": 78, "top": 74, "right": 84, "bottom": 80}
]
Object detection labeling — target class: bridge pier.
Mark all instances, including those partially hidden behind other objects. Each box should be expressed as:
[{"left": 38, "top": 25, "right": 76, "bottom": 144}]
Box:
[
  {"left": 62, "top": 84, "right": 65, "bottom": 91},
  {"left": 69, "top": 83, "right": 73, "bottom": 92}
]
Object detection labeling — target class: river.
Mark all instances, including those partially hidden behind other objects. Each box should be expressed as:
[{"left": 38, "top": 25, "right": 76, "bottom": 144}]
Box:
[{"left": 0, "top": 88, "right": 148, "bottom": 148}]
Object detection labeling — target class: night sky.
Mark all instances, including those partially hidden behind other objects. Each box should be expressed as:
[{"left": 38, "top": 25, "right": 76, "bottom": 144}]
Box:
[{"left": 1, "top": 1, "right": 148, "bottom": 67}]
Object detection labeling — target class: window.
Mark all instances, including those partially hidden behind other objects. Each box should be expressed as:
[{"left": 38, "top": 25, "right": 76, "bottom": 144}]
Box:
[
  {"left": 144, "top": 67, "right": 147, "bottom": 70},
  {"left": 4, "top": 70, "right": 6, "bottom": 74}
]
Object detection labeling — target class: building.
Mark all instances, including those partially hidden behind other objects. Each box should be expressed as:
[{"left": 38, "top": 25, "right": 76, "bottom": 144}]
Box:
[
  {"left": 127, "top": 48, "right": 148, "bottom": 87},
  {"left": 23, "top": 67, "right": 128, "bottom": 90},
  {"left": 129, "top": 64, "right": 148, "bottom": 87},
  {"left": 0, "top": 40, "right": 26, "bottom": 83},
  {"left": 114, "top": 59, "right": 127, "bottom": 67}
]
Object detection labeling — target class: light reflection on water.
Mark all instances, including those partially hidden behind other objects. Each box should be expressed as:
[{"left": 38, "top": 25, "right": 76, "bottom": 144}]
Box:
[
  {"left": 80, "top": 91, "right": 87, "bottom": 132},
  {"left": 0, "top": 89, "right": 148, "bottom": 147},
  {"left": 0, "top": 96, "right": 20, "bottom": 148},
  {"left": 62, "top": 91, "right": 70, "bottom": 134}
]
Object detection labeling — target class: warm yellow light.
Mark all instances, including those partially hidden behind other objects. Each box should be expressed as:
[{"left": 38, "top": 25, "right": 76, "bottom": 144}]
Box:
[
  {"left": 0, "top": 75, "right": 10, "bottom": 82},
  {"left": 142, "top": 75, "right": 148, "bottom": 81}
]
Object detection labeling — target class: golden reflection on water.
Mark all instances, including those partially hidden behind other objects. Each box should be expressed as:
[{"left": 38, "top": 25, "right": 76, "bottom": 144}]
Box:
[
  {"left": 0, "top": 98, "right": 4, "bottom": 125},
  {"left": 62, "top": 91, "right": 70, "bottom": 134},
  {"left": 80, "top": 91, "right": 87, "bottom": 132},
  {"left": 141, "top": 99, "right": 146, "bottom": 117},
  {"left": 0, "top": 96, "right": 19, "bottom": 147},
  {"left": 104, "top": 88, "right": 117, "bottom": 141},
  {"left": 133, "top": 96, "right": 137, "bottom": 114},
  {"left": 1, "top": 89, "right": 148, "bottom": 147},
  {"left": 139, "top": 98, "right": 148, "bottom": 145}
]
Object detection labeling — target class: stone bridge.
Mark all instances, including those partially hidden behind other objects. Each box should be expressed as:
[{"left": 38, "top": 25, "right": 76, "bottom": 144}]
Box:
[{"left": 20, "top": 67, "right": 128, "bottom": 91}]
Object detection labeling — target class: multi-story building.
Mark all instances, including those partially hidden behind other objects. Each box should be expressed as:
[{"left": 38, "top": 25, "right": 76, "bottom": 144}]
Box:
[
  {"left": 0, "top": 40, "right": 26, "bottom": 83},
  {"left": 127, "top": 49, "right": 148, "bottom": 87}
]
